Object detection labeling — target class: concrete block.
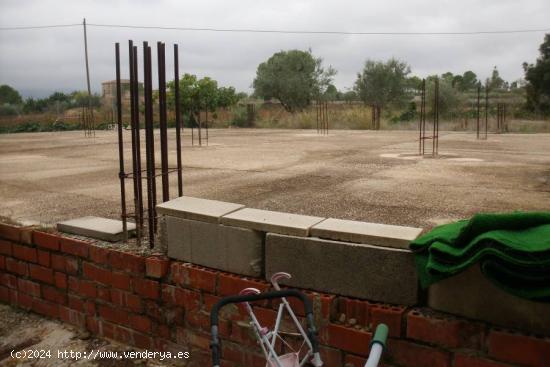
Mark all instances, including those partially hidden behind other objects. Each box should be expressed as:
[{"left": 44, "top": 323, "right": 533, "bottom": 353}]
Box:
[
  {"left": 165, "top": 216, "right": 263, "bottom": 277},
  {"left": 311, "top": 218, "right": 423, "bottom": 250},
  {"left": 221, "top": 208, "right": 325, "bottom": 237},
  {"left": 428, "top": 265, "right": 550, "bottom": 335},
  {"left": 156, "top": 196, "right": 244, "bottom": 224},
  {"left": 265, "top": 233, "right": 418, "bottom": 305},
  {"left": 57, "top": 216, "right": 135, "bottom": 242}
]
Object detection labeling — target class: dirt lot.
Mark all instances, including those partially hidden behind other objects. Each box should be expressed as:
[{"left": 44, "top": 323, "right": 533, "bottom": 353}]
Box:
[
  {"left": 0, "top": 129, "right": 549, "bottom": 229},
  {"left": 0, "top": 304, "right": 185, "bottom": 366}
]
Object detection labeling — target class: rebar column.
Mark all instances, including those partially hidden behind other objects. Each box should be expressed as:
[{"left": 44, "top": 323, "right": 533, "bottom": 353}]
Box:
[
  {"left": 157, "top": 42, "right": 169, "bottom": 202},
  {"left": 115, "top": 43, "right": 128, "bottom": 242},
  {"left": 485, "top": 82, "right": 489, "bottom": 140},
  {"left": 419, "top": 79, "right": 425, "bottom": 155},
  {"left": 143, "top": 42, "right": 156, "bottom": 248},
  {"left": 128, "top": 41, "right": 142, "bottom": 243},
  {"left": 174, "top": 44, "right": 183, "bottom": 197},
  {"left": 133, "top": 46, "right": 144, "bottom": 229}
]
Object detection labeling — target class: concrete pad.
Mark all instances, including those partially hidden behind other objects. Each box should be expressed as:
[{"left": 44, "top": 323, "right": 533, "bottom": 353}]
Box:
[
  {"left": 428, "top": 265, "right": 550, "bottom": 335},
  {"left": 156, "top": 196, "right": 244, "bottom": 224},
  {"left": 221, "top": 208, "right": 325, "bottom": 237},
  {"left": 265, "top": 233, "right": 418, "bottom": 305},
  {"left": 165, "top": 216, "right": 263, "bottom": 277},
  {"left": 56, "top": 216, "right": 135, "bottom": 242},
  {"left": 311, "top": 218, "right": 423, "bottom": 249}
]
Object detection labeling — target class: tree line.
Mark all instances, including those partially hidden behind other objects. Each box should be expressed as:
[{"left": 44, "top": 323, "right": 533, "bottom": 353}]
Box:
[{"left": 1, "top": 33, "right": 549, "bottom": 121}]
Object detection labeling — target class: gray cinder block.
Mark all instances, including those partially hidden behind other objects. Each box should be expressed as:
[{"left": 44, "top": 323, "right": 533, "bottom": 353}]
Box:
[
  {"left": 221, "top": 208, "right": 325, "bottom": 237},
  {"left": 311, "top": 218, "right": 423, "bottom": 250},
  {"left": 156, "top": 196, "right": 244, "bottom": 224},
  {"left": 57, "top": 216, "right": 136, "bottom": 242},
  {"left": 165, "top": 216, "right": 263, "bottom": 277},
  {"left": 428, "top": 265, "right": 550, "bottom": 335},
  {"left": 265, "top": 233, "right": 418, "bottom": 305}
]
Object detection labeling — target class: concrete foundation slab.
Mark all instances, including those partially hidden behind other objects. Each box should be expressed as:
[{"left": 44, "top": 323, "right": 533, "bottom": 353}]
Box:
[
  {"left": 56, "top": 216, "right": 136, "bottom": 242},
  {"left": 156, "top": 196, "right": 244, "bottom": 224},
  {"left": 165, "top": 216, "right": 263, "bottom": 277},
  {"left": 311, "top": 218, "right": 423, "bottom": 249},
  {"left": 265, "top": 233, "right": 418, "bottom": 305},
  {"left": 428, "top": 265, "right": 550, "bottom": 335},
  {"left": 221, "top": 208, "right": 324, "bottom": 237}
]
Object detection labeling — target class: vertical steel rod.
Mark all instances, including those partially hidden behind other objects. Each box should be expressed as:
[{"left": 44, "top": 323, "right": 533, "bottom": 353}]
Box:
[
  {"left": 128, "top": 41, "right": 141, "bottom": 244},
  {"left": 115, "top": 43, "right": 128, "bottom": 242},
  {"left": 174, "top": 44, "right": 183, "bottom": 197},
  {"left": 133, "top": 46, "right": 144, "bottom": 229},
  {"left": 143, "top": 42, "right": 155, "bottom": 248},
  {"left": 485, "top": 82, "right": 489, "bottom": 140},
  {"left": 476, "top": 86, "right": 480, "bottom": 139},
  {"left": 157, "top": 42, "right": 169, "bottom": 202}
]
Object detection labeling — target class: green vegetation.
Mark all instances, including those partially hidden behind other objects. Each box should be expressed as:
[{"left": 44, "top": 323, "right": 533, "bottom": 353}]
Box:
[
  {"left": 253, "top": 49, "right": 336, "bottom": 112},
  {"left": 523, "top": 34, "right": 550, "bottom": 113}
]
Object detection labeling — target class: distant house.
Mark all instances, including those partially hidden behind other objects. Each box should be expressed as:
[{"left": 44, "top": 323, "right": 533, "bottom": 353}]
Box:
[{"left": 101, "top": 80, "right": 142, "bottom": 108}]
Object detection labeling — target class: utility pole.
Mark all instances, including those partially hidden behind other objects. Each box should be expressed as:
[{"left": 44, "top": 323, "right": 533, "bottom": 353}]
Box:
[{"left": 83, "top": 18, "right": 94, "bottom": 135}]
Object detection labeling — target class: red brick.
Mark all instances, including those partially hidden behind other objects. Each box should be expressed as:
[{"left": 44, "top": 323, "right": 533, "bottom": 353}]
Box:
[
  {"left": 182, "top": 263, "right": 218, "bottom": 292},
  {"left": 132, "top": 331, "right": 153, "bottom": 349},
  {"left": 110, "top": 289, "right": 142, "bottom": 312},
  {"left": 51, "top": 254, "right": 66, "bottom": 272},
  {"left": 42, "top": 285, "right": 67, "bottom": 305},
  {"left": 33, "top": 231, "right": 60, "bottom": 251},
  {"left": 17, "top": 278, "right": 41, "bottom": 297},
  {"left": 54, "top": 272, "right": 67, "bottom": 289},
  {"left": 133, "top": 277, "right": 159, "bottom": 299},
  {"left": 12, "top": 244, "right": 37, "bottom": 263},
  {"left": 161, "top": 284, "right": 200, "bottom": 310},
  {"left": 88, "top": 245, "right": 110, "bottom": 264},
  {"left": 344, "top": 354, "right": 367, "bottom": 367},
  {"left": 65, "top": 256, "right": 79, "bottom": 274},
  {"left": 86, "top": 316, "right": 100, "bottom": 334},
  {"left": 221, "top": 342, "right": 244, "bottom": 364},
  {"left": 407, "top": 309, "right": 485, "bottom": 349},
  {"left": 29, "top": 264, "right": 54, "bottom": 284},
  {"left": 110, "top": 271, "right": 131, "bottom": 291},
  {"left": 32, "top": 298, "right": 59, "bottom": 318},
  {"left": 323, "top": 323, "right": 372, "bottom": 356},
  {"left": 19, "top": 228, "right": 34, "bottom": 245},
  {"left": 16, "top": 291, "right": 34, "bottom": 309},
  {"left": 129, "top": 314, "right": 151, "bottom": 333},
  {"left": 100, "top": 320, "right": 115, "bottom": 339},
  {"left": 0, "top": 255, "right": 4, "bottom": 270},
  {"left": 319, "top": 345, "right": 343, "bottom": 366},
  {"left": 0, "top": 239, "right": 13, "bottom": 256},
  {"left": 2, "top": 272, "right": 17, "bottom": 289},
  {"left": 6, "top": 257, "right": 28, "bottom": 276},
  {"left": 60, "top": 237, "right": 90, "bottom": 258},
  {"left": 370, "top": 304, "right": 405, "bottom": 337},
  {"left": 487, "top": 328, "right": 550, "bottom": 367},
  {"left": 68, "top": 295, "right": 95, "bottom": 315},
  {"left": 0, "top": 223, "right": 20, "bottom": 242},
  {"left": 218, "top": 273, "right": 269, "bottom": 296},
  {"left": 99, "top": 304, "right": 129, "bottom": 325},
  {"left": 454, "top": 352, "right": 515, "bottom": 367},
  {"left": 59, "top": 306, "right": 86, "bottom": 327},
  {"left": 79, "top": 280, "right": 98, "bottom": 298},
  {"left": 113, "top": 324, "right": 133, "bottom": 345},
  {"left": 83, "top": 262, "right": 130, "bottom": 290},
  {"left": 37, "top": 250, "right": 50, "bottom": 267},
  {"left": 109, "top": 249, "right": 145, "bottom": 273},
  {"left": 387, "top": 339, "right": 451, "bottom": 367},
  {"left": 0, "top": 285, "right": 9, "bottom": 302},
  {"left": 145, "top": 256, "right": 170, "bottom": 278}
]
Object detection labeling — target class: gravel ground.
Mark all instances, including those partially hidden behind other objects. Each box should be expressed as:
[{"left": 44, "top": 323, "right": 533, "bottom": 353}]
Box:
[
  {"left": 0, "top": 128, "right": 549, "bottom": 229},
  {"left": 0, "top": 304, "right": 186, "bottom": 366}
]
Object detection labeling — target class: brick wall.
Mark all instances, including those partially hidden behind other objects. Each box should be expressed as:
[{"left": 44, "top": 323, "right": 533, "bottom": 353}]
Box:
[{"left": 1, "top": 223, "right": 549, "bottom": 367}]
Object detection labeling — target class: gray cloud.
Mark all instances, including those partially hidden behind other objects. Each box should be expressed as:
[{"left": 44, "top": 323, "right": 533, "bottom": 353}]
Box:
[{"left": 0, "top": 0, "right": 548, "bottom": 97}]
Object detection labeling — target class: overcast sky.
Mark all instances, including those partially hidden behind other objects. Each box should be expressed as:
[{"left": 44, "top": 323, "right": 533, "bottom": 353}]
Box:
[{"left": 1, "top": 0, "right": 549, "bottom": 98}]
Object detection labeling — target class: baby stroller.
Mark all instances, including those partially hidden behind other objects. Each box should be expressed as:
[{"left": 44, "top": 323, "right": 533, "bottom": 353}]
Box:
[{"left": 210, "top": 272, "right": 388, "bottom": 366}]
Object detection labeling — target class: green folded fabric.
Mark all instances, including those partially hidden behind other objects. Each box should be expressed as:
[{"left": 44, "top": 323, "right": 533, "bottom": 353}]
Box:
[{"left": 410, "top": 212, "right": 550, "bottom": 302}]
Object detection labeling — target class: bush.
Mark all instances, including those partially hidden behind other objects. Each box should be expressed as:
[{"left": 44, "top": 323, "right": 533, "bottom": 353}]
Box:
[{"left": 12, "top": 122, "right": 41, "bottom": 133}]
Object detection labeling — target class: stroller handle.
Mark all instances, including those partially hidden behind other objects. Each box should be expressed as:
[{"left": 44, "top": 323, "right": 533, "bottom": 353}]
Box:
[{"left": 210, "top": 289, "right": 319, "bottom": 366}]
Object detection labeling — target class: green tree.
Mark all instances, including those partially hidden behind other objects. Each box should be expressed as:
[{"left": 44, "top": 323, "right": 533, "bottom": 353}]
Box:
[
  {"left": 354, "top": 58, "right": 411, "bottom": 109},
  {"left": 523, "top": 33, "right": 550, "bottom": 112},
  {"left": 167, "top": 73, "right": 239, "bottom": 125},
  {"left": 426, "top": 76, "right": 466, "bottom": 117},
  {"left": 459, "top": 71, "right": 478, "bottom": 91},
  {"left": 489, "top": 66, "right": 505, "bottom": 90},
  {"left": 0, "top": 84, "right": 22, "bottom": 105},
  {"left": 253, "top": 49, "right": 336, "bottom": 112}
]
